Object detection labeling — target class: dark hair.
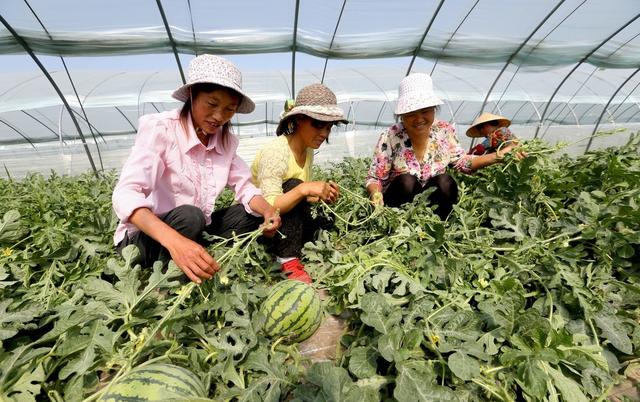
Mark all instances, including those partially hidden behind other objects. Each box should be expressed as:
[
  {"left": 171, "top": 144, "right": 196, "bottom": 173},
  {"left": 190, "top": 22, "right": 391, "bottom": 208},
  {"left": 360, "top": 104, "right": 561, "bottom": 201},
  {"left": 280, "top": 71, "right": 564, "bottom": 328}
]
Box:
[
  {"left": 179, "top": 83, "right": 242, "bottom": 149},
  {"left": 279, "top": 116, "right": 297, "bottom": 136},
  {"left": 278, "top": 115, "right": 336, "bottom": 145},
  {"left": 479, "top": 120, "right": 500, "bottom": 131}
]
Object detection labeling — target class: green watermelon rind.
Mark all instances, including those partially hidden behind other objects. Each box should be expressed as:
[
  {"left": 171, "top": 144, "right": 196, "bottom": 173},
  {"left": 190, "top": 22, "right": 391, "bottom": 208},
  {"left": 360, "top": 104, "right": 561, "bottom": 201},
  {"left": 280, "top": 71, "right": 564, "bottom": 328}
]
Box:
[
  {"left": 260, "top": 280, "right": 323, "bottom": 343},
  {"left": 98, "top": 363, "right": 207, "bottom": 402},
  {"left": 261, "top": 280, "right": 308, "bottom": 334},
  {"left": 281, "top": 290, "right": 322, "bottom": 342},
  {"left": 264, "top": 282, "right": 312, "bottom": 333}
]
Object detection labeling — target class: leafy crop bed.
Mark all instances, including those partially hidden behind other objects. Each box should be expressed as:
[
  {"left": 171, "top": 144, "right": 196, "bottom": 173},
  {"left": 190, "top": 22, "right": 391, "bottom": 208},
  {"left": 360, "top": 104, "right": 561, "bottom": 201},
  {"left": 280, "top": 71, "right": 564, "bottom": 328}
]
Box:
[{"left": 1, "top": 136, "right": 639, "bottom": 401}]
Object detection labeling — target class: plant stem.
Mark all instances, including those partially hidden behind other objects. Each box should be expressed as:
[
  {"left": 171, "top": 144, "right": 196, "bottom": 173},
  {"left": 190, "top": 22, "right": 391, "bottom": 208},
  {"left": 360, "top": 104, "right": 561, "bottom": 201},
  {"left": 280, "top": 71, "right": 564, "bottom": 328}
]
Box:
[{"left": 83, "top": 227, "right": 264, "bottom": 402}]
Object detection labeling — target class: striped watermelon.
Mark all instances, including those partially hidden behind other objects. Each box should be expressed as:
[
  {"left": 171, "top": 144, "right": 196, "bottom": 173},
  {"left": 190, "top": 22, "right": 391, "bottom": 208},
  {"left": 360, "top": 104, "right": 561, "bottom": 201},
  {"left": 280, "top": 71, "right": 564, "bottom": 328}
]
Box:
[
  {"left": 98, "top": 363, "right": 207, "bottom": 401},
  {"left": 260, "top": 280, "right": 322, "bottom": 343}
]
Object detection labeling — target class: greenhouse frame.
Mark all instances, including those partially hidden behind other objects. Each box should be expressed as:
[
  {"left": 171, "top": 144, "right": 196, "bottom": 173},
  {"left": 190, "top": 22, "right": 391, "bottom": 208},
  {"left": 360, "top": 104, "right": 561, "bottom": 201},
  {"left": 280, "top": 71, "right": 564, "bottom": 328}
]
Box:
[
  {"left": 1, "top": 0, "right": 640, "bottom": 176},
  {"left": 1, "top": 1, "right": 639, "bottom": 401}
]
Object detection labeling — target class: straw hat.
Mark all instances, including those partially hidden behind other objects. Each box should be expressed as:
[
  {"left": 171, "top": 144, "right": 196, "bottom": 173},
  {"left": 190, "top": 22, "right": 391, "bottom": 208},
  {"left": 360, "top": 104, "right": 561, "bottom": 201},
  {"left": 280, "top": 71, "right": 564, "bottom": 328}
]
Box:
[
  {"left": 394, "top": 73, "right": 443, "bottom": 115},
  {"left": 466, "top": 112, "right": 511, "bottom": 137},
  {"left": 171, "top": 54, "right": 255, "bottom": 114},
  {"left": 276, "top": 83, "right": 348, "bottom": 135}
]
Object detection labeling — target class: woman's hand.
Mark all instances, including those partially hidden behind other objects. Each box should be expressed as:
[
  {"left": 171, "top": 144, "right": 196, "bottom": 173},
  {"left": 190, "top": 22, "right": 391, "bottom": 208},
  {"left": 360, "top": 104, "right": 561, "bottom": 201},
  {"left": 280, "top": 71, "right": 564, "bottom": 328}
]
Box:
[
  {"left": 303, "top": 181, "right": 340, "bottom": 204},
  {"left": 366, "top": 183, "right": 384, "bottom": 207},
  {"left": 129, "top": 207, "right": 218, "bottom": 284},
  {"left": 327, "top": 181, "right": 340, "bottom": 204},
  {"left": 247, "top": 196, "right": 282, "bottom": 237},
  {"left": 166, "top": 234, "right": 219, "bottom": 284},
  {"left": 260, "top": 207, "right": 281, "bottom": 238},
  {"left": 497, "top": 143, "right": 527, "bottom": 161},
  {"left": 370, "top": 191, "right": 384, "bottom": 207}
]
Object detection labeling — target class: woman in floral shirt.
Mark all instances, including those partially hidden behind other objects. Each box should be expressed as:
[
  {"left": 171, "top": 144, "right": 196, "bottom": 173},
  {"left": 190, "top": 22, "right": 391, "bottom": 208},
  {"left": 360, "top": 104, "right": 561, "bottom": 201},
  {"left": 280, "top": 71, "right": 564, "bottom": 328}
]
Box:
[{"left": 366, "top": 73, "right": 521, "bottom": 220}]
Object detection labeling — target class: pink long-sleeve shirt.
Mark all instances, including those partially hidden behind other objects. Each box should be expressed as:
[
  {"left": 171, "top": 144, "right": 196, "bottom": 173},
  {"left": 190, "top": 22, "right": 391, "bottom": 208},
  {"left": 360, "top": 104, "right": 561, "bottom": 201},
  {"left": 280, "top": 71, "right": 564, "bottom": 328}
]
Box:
[{"left": 112, "top": 109, "right": 261, "bottom": 245}]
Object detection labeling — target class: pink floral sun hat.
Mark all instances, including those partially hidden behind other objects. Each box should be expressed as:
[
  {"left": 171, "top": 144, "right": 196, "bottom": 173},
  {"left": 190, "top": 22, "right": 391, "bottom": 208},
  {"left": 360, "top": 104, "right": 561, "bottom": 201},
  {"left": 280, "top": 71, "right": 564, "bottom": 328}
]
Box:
[
  {"left": 394, "top": 73, "right": 443, "bottom": 115},
  {"left": 172, "top": 54, "right": 255, "bottom": 114}
]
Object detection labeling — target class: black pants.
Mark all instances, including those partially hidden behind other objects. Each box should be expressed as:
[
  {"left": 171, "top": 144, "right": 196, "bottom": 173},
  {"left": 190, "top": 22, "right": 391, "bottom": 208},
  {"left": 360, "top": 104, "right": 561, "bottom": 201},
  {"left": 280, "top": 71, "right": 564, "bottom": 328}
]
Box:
[
  {"left": 272, "top": 178, "right": 332, "bottom": 258},
  {"left": 383, "top": 173, "right": 458, "bottom": 220},
  {"left": 116, "top": 204, "right": 261, "bottom": 267}
]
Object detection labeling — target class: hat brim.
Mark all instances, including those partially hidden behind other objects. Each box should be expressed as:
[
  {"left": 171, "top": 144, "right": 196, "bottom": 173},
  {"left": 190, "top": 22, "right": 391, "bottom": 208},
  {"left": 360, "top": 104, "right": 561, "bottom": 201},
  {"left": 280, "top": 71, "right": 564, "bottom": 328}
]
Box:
[
  {"left": 276, "top": 110, "right": 348, "bottom": 135},
  {"left": 394, "top": 98, "right": 444, "bottom": 115},
  {"left": 172, "top": 82, "right": 256, "bottom": 114},
  {"left": 466, "top": 117, "right": 511, "bottom": 137}
]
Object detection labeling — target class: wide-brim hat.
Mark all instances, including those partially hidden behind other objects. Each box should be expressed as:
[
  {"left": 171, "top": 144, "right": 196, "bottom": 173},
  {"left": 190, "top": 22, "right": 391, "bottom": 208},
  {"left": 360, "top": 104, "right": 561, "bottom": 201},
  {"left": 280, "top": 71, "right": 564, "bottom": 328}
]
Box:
[
  {"left": 394, "top": 73, "right": 444, "bottom": 115},
  {"left": 171, "top": 54, "right": 255, "bottom": 114},
  {"left": 466, "top": 112, "right": 511, "bottom": 137},
  {"left": 276, "top": 83, "right": 348, "bottom": 135}
]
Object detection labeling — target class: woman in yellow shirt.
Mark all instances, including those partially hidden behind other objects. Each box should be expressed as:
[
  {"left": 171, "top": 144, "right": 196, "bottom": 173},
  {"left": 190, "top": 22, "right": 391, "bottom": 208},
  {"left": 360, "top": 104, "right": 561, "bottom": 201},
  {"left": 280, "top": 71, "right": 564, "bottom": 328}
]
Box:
[{"left": 252, "top": 84, "right": 347, "bottom": 283}]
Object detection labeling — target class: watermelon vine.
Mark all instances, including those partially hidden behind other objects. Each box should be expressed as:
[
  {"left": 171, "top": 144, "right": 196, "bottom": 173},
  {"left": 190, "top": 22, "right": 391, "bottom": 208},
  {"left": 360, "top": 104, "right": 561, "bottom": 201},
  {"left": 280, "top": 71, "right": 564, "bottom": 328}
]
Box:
[{"left": 0, "top": 133, "right": 638, "bottom": 401}]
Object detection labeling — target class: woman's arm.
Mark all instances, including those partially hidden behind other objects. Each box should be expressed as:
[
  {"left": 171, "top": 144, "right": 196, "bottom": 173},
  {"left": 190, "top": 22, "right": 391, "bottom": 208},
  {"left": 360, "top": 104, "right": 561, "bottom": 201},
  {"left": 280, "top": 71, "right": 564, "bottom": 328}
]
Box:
[
  {"left": 129, "top": 207, "right": 218, "bottom": 284},
  {"left": 445, "top": 123, "right": 522, "bottom": 173},
  {"left": 270, "top": 183, "right": 307, "bottom": 213},
  {"left": 112, "top": 116, "right": 168, "bottom": 228},
  {"left": 469, "top": 143, "right": 524, "bottom": 170},
  {"left": 227, "top": 150, "right": 263, "bottom": 213},
  {"left": 254, "top": 141, "right": 338, "bottom": 213},
  {"left": 270, "top": 181, "right": 337, "bottom": 213},
  {"left": 470, "top": 150, "right": 504, "bottom": 170},
  {"left": 365, "top": 130, "right": 393, "bottom": 202},
  {"left": 247, "top": 195, "right": 281, "bottom": 237}
]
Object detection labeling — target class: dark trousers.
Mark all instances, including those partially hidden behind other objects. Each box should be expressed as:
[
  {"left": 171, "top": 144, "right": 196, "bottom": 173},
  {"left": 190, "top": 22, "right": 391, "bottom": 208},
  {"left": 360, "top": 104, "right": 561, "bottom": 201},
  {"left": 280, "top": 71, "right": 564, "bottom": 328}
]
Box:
[
  {"left": 383, "top": 173, "right": 458, "bottom": 220},
  {"left": 116, "top": 204, "right": 261, "bottom": 267},
  {"left": 272, "top": 178, "right": 332, "bottom": 258}
]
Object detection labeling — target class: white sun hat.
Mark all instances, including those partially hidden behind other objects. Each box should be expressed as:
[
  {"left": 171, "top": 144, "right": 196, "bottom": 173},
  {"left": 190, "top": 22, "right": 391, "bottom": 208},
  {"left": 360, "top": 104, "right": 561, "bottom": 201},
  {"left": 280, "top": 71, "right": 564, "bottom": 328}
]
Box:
[
  {"left": 171, "top": 54, "right": 255, "bottom": 114},
  {"left": 394, "top": 73, "right": 444, "bottom": 115}
]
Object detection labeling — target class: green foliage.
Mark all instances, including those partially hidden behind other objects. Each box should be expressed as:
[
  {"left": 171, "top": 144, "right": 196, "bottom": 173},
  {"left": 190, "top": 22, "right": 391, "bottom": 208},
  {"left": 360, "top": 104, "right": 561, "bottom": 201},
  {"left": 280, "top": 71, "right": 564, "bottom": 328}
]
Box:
[
  {"left": 309, "top": 135, "right": 640, "bottom": 401},
  {"left": 0, "top": 135, "right": 639, "bottom": 401}
]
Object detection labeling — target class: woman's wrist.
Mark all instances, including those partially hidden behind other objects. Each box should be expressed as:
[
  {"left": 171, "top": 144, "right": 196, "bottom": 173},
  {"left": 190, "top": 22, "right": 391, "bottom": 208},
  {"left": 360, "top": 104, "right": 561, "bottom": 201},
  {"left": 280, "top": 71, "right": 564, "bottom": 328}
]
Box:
[{"left": 298, "top": 182, "right": 310, "bottom": 197}]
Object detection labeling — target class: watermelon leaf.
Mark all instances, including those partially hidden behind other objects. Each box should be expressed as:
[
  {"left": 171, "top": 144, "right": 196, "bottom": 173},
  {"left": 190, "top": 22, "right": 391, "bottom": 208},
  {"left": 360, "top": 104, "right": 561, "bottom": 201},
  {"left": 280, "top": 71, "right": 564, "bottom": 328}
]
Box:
[
  {"left": 1, "top": 364, "right": 45, "bottom": 402},
  {"left": 0, "top": 210, "right": 26, "bottom": 244},
  {"left": 448, "top": 352, "right": 480, "bottom": 381},
  {"left": 359, "top": 293, "right": 402, "bottom": 335},
  {"left": 0, "top": 299, "right": 40, "bottom": 342},
  {"left": 593, "top": 311, "right": 633, "bottom": 354},
  {"left": 348, "top": 346, "right": 378, "bottom": 379},
  {"left": 394, "top": 360, "right": 457, "bottom": 402}
]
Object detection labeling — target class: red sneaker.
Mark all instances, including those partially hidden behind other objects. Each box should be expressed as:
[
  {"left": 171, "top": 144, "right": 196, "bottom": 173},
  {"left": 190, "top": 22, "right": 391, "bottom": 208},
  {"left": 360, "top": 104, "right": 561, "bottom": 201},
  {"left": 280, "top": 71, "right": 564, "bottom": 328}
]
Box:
[{"left": 281, "top": 258, "right": 312, "bottom": 284}]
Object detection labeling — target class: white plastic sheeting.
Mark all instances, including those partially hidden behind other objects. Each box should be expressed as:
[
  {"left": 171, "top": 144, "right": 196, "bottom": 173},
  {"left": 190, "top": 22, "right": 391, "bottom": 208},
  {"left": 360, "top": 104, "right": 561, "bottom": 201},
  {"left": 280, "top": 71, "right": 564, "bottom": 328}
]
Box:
[{"left": 1, "top": 0, "right": 639, "bottom": 175}]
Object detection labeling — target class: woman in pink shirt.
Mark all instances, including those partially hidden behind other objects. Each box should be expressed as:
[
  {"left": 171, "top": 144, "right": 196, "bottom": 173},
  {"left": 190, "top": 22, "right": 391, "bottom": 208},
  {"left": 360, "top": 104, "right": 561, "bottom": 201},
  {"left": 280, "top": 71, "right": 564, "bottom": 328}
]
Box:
[{"left": 112, "top": 55, "right": 280, "bottom": 284}]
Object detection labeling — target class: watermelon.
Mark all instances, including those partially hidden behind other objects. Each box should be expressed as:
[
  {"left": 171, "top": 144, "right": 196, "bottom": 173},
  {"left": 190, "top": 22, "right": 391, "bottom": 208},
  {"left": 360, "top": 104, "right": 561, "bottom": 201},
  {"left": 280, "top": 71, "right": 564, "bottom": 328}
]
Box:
[
  {"left": 99, "top": 363, "right": 207, "bottom": 401},
  {"left": 260, "top": 279, "right": 322, "bottom": 343}
]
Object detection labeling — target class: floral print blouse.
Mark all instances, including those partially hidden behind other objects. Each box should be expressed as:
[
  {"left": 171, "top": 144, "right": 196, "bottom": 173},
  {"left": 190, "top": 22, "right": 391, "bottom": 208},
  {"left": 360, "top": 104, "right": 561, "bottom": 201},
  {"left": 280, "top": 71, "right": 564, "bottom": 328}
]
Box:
[
  {"left": 469, "top": 127, "right": 517, "bottom": 155},
  {"left": 366, "top": 120, "right": 474, "bottom": 192}
]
